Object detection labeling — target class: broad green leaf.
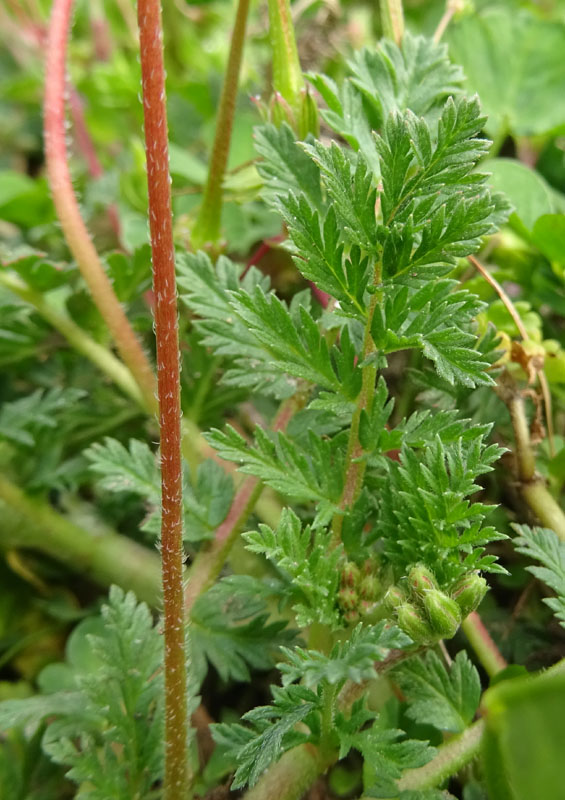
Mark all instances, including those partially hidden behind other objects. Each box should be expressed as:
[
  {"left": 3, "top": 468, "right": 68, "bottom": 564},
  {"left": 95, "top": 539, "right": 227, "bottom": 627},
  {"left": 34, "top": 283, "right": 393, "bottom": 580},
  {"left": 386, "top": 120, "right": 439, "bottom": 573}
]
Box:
[
  {"left": 448, "top": 8, "right": 565, "bottom": 138},
  {"left": 481, "top": 665, "right": 565, "bottom": 800},
  {"left": 531, "top": 214, "right": 565, "bottom": 265},
  {"left": 487, "top": 158, "right": 554, "bottom": 233}
]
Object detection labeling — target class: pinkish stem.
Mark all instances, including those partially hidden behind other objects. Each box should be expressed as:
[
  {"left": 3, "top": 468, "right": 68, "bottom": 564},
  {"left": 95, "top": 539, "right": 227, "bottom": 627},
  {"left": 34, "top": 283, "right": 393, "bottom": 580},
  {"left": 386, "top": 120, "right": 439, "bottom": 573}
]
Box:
[
  {"left": 68, "top": 87, "right": 122, "bottom": 241},
  {"left": 137, "top": 0, "right": 190, "bottom": 797},
  {"left": 44, "top": 0, "right": 156, "bottom": 411}
]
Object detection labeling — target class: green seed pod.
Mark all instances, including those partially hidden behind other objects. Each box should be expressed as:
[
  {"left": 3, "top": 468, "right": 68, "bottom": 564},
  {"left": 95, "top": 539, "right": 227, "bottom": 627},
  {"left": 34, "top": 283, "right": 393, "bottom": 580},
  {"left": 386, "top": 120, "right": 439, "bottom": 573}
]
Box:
[
  {"left": 408, "top": 564, "right": 438, "bottom": 596},
  {"left": 451, "top": 572, "right": 488, "bottom": 617},
  {"left": 397, "top": 602, "right": 436, "bottom": 645},
  {"left": 359, "top": 574, "right": 380, "bottom": 602},
  {"left": 423, "top": 589, "right": 462, "bottom": 639},
  {"left": 338, "top": 587, "right": 359, "bottom": 612},
  {"left": 383, "top": 585, "right": 406, "bottom": 613},
  {"left": 298, "top": 87, "right": 320, "bottom": 139},
  {"left": 341, "top": 562, "right": 361, "bottom": 589}
]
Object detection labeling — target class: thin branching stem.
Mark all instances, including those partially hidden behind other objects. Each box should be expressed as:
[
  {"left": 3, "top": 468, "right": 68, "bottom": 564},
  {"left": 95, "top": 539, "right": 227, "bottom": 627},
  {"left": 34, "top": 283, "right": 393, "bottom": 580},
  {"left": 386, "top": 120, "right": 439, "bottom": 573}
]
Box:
[
  {"left": 192, "top": 0, "right": 251, "bottom": 250},
  {"left": 44, "top": 0, "right": 157, "bottom": 412},
  {"left": 137, "top": 0, "right": 190, "bottom": 796}
]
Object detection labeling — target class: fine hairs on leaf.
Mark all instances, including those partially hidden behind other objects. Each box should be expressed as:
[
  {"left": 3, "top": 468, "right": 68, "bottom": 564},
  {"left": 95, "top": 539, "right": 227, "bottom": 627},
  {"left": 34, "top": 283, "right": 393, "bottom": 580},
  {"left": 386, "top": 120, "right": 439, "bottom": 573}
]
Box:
[
  {"left": 0, "top": 588, "right": 179, "bottom": 799},
  {"left": 513, "top": 525, "right": 565, "bottom": 628},
  {"left": 197, "top": 29, "right": 512, "bottom": 793},
  {"left": 0, "top": 13, "right": 533, "bottom": 800}
]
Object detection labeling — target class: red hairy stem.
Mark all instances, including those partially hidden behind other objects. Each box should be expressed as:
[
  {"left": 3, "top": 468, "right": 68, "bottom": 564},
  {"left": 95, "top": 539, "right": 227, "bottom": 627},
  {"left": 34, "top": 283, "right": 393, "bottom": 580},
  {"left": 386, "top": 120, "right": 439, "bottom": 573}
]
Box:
[
  {"left": 137, "top": 0, "right": 190, "bottom": 797},
  {"left": 44, "top": 0, "right": 156, "bottom": 411}
]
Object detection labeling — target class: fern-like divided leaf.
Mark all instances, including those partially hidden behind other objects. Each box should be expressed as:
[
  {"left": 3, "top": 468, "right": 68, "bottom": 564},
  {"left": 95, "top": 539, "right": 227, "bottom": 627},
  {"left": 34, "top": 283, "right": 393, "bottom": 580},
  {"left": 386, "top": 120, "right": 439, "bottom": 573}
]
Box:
[
  {"left": 244, "top": 508, "right": 343, "bottom": 627},
  {"left": 213, "top": 685, "right": 321, "bottom": 789},
  {"left": 513, "top": 525, "right": 565, "bottom": 628},
  {"left": 189, "top": 575, "right": 296, "bottom": 685},
  {"left": 279, "top": 623, "right": 410, "bottom": 688},
  {"left": 374, "top": 434, "right": 507, "bottom": 584},
  {"left": 392, "top": 651, "right": 481, "bottom": 733},
  {"left": 371, "top": 280, "right": 491, "bottom": 387},
  {"left": 86, "top": 437, "right": 233, "bottom": 542},
  {"left": 0, "top": 587, "right": 181, "bottom": 800},
  {"left": 207, "top": 425, "right": 346, "bottom": 526}
]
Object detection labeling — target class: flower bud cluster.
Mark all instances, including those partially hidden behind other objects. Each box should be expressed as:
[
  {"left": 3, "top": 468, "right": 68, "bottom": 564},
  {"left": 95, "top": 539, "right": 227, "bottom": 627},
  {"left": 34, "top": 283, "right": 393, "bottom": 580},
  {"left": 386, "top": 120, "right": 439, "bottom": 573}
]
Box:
[
  {"left": 337, "top": 558, "right": 382, "bottom": 624},
  {"left": 251, "top": 87, "right": 320, "bottom": 139},
  {"left": 384, "top": 565, "right": 488, "bottom": 645}
]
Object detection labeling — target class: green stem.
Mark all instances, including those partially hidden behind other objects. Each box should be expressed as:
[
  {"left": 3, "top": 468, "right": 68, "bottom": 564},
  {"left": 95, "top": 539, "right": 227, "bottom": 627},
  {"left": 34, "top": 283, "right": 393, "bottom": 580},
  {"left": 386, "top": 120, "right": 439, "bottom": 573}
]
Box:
[
  {"left": 380, "top": 0, "right": 404, "bottom": 45},
  {"left": 396, "top": 719, "right": 485, "bottom": 791},
  {"left": 462, "top": 612, "right": 507, "bottom": 678},
  {"left": 0, "top": 476, "right": 162, "bottom": 606},
  {"left": 505, "top": 388, "right": 565, "bottom": 542},
  {"left": 332, "top": 287, "right": 380, "bottom": 546},
  {"left": 319, "top": 682, "right": 338, "bottom": 757},
  {"left": 0, "top": 271, "right": 147, "bottom": 411},
  {"left": 268, "top": 0, "right": 304, "bottom": 110},
  {"left": 192, "top": 0, "right": 251, "bottom": 250}
]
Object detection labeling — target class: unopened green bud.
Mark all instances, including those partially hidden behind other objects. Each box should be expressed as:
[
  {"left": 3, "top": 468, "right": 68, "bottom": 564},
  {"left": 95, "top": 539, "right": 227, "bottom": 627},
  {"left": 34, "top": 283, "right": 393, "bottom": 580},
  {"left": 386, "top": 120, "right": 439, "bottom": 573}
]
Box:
[
  {"left": 423, "top": 590, "right": 462, "bottom": 639},
  {"left": 359, "top": 574, "right": 380, "bottom": 602},
  {"left": 341, "top": 562, "right": 361, "bottom": 588},
  {"left": 338, "top": 587, "right": 359, "bottom": 611},
  {"left": 397, "top": 603, "right": 436, "bottom": 645},
  {"left": 298, "top": 87, "right": 320, "bottom": 139},
  {"left": 408, "top": 564, "right": 438, "bottom": 596},
  {"left": 451, "top": 572, "right": 488, "bottom": 617},
  {"left": 359, "top": 599, "right": 376, "bottom": 617},
  {"left": 362, "top": 556, "right": 380, "bottom": 576},
  {"left": 269, "top": 91, "right": 296, "bottom": 130},
  {"left": 383, "top": 585, "right": 406, "bottom": 613},
  {"left": 344, "top": 608, "right": 360, "bottom": 624}
]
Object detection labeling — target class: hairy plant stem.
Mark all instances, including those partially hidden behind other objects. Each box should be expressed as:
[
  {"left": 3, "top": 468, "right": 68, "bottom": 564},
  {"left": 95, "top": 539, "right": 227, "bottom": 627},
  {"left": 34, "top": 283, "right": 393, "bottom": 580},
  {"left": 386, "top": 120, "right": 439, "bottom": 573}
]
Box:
[
  {"left": 268, "top": 0, "right": 304, "bottom": 110},
  {"left": 192, "top": 0, "right": 251, "bottom": 250},
  {"left": 137, "top": 0, "right": 189, "bottom": 796},
  {"left": 396, "top": 719, "right": 485, "bottom": 791},
  {"left": 0, "top": 477, "right": 162, "bottom": 605},
  {"left": 380, "top": 0, "right": 404, "bottom": 45},
  {"left": 462, "top": 612, "right": 507, "bottom": 677},
  {"left": 184, "top": 394, "right": 301, "bottom": 612},
  {"left": 332, "top": 284, "right": 381, "bottom": 546},
  {"left": 44, "top": 0, "right": 157, "bottom": 412}
]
